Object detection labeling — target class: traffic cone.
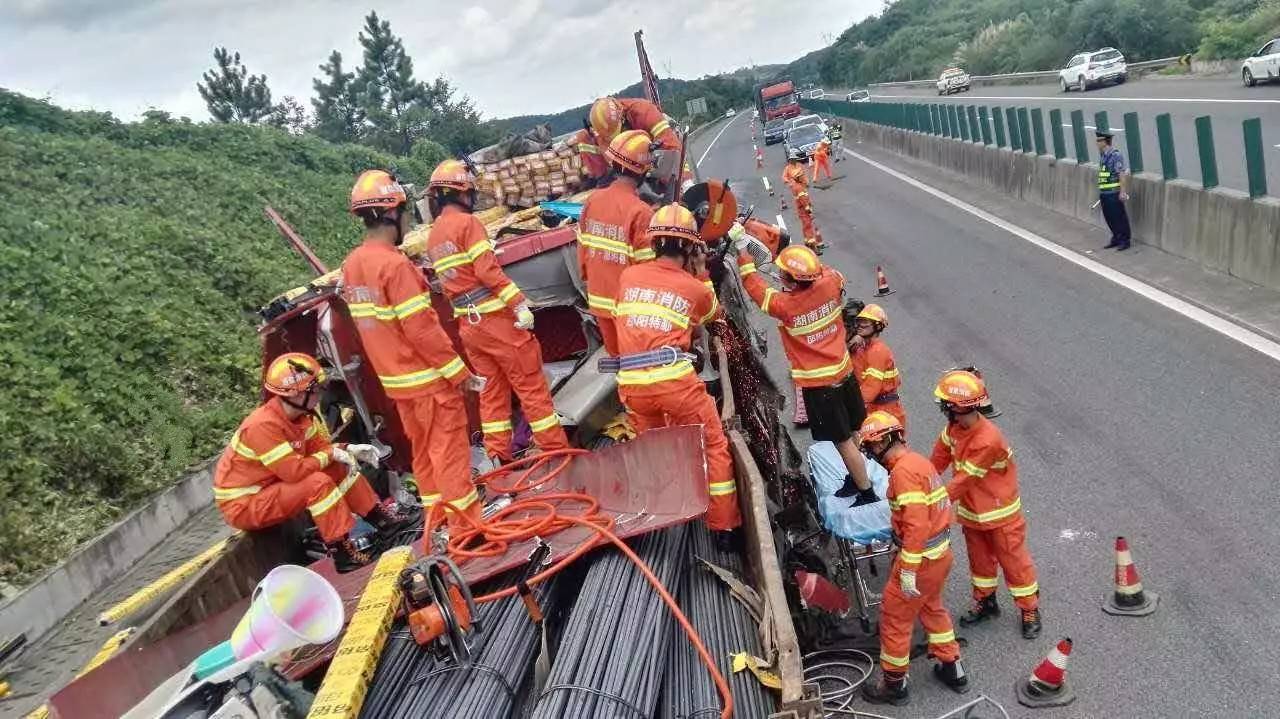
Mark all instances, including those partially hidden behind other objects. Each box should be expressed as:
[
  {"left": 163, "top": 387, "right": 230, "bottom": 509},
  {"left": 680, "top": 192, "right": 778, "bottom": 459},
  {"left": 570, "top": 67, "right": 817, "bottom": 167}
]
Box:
[
  {"left": 1103, "top": 536, "right": 1159, "bottom": 616},
  {"left": 792, "top": 386, "right": 808, "bottom": 426},
  {"left": 755, "top": 147, "right": 764, "bottom": 169},
  {"left": 1016, "top": 637, "right": 1076, "bottom": 708},
  {"left": 874, "top": 266, "right": 894, "bottom": 296}
]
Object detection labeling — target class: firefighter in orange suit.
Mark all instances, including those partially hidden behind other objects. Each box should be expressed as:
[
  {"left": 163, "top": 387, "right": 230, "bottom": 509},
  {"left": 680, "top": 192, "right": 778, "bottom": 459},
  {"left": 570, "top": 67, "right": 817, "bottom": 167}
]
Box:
[
  {"left": 849, "top": 304, "right": 906, "bottom": 432},
  {"left": 613, "top": 204, "right": 741, "bottom": 536},
  {"left": 858, "top": 411, "right": 969, "bottom": 705},
  {"left": 590, "top": 96, "right": 692, "bottom": 191},
  {"left": 577, "top": 130, "right": 657, "bottom": 355},
  {"left": 811, "top": 138, "right": 834, "bottom": 181},
  {"left": 214, "top": 353, "right": 412, "bottom": 572},
  {"left": 425, "top": 159, "right": 569, "bottom": 464},
  {"left": 570, "top": 126, "right": 609, "bottom": 186},
  {"left": 931, "top": 370, "right": 1042, "bottom": 639},
  {"left": 782, "top": 149, "right": 824, "bottom": 252},
  {"left": 341, "top": 170, "right": 484, "bottom": 532},
  {"left": 730, "top": 236, "right": 877, "bottom": 506}
]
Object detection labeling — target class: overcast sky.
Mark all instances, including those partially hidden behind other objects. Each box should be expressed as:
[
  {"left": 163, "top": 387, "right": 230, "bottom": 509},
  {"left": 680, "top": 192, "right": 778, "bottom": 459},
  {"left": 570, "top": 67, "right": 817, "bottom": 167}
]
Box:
[{"left": 0, "top": 0, "right": 878, "bottom": 122}]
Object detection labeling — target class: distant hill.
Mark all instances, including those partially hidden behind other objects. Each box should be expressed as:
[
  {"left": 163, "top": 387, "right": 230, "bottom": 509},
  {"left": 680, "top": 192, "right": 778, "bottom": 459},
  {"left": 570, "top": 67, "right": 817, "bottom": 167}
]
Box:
[{"left": 491, "top": 65, "right": 787, "bottom": 137}]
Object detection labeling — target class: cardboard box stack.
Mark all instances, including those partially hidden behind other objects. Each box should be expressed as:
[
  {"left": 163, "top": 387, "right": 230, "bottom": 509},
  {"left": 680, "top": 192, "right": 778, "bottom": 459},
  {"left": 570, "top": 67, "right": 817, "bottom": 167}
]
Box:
[{"left": 472, "top": 142, "right": 585, "bottom": 210}]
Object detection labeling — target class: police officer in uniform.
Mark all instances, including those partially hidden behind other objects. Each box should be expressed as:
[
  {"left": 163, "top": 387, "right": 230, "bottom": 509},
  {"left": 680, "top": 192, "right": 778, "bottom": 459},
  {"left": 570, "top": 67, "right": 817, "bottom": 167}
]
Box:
[{"left": 1096, "top": 130, "right": 1131, "bottom": 251}]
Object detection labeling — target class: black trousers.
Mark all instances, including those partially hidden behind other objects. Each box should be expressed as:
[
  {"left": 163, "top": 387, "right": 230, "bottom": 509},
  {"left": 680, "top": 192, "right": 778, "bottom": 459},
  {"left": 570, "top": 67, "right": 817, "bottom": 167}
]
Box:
[{"left": 1100, "top": 193, "right": 1131, "bottom": 246}]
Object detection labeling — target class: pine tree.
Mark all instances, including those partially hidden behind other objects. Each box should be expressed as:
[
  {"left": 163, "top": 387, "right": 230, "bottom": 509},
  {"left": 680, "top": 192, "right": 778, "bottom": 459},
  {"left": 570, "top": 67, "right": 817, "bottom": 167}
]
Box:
[
  {"left": 310, "top": 51, "right": 363, "bottom": 143},
  {"left": 269, "top": 96, "right": 310, "bottom": 135},
  {"left": 197, "top": 47, "right": 274, "bottom": 123},
  {"left": 353, "top": 11, "right": 432, "bottom": 155}
]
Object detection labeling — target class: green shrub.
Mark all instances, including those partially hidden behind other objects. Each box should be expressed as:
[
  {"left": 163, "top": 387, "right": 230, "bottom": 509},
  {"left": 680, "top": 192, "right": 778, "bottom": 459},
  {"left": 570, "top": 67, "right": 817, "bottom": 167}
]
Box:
[{"left": 0, "top": 89, "right": 425, "bottom": 585}]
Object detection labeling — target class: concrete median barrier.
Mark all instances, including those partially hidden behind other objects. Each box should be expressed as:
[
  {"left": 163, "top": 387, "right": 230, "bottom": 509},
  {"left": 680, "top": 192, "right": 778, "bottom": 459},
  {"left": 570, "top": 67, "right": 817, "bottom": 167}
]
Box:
[{"left": 835, "top": 118, "right": 1280, "bottom": 293}]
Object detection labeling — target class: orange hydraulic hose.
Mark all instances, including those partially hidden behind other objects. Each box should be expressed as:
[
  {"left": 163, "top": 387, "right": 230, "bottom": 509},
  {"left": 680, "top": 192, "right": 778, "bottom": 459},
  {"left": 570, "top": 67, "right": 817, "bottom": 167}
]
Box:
[{"left": 420, "top": 447, "right": 734, "bottom": 719}]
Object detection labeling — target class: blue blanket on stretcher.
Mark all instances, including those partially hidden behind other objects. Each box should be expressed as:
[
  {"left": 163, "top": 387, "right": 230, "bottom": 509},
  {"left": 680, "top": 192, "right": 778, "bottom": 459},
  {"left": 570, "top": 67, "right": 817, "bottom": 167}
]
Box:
[{"left": 807, "top": 441, "right": 894, "bottom": 545}]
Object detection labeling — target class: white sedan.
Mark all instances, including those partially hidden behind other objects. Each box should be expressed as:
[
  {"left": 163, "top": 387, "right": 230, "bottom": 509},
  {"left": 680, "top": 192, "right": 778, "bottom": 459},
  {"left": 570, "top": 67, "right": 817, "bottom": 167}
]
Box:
[
  {"left": 1242, "top": 38, "right": 1280, "bottom": 86},
  {"left": 725, "top": 108, "right": 736, "bottom": 117}
]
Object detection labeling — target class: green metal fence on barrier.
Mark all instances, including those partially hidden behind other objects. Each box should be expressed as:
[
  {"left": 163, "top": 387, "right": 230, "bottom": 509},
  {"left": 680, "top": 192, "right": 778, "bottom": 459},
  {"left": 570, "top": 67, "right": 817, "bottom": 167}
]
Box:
[{"left": 797, "top": 98, "right": 1267, "bottom": 197}]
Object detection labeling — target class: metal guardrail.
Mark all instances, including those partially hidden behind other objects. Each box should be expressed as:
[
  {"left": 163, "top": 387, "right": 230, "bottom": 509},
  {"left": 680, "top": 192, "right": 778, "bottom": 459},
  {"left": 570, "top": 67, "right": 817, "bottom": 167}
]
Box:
[{"left": 862, "top": 56, "right": 1184, "bottom": 90}]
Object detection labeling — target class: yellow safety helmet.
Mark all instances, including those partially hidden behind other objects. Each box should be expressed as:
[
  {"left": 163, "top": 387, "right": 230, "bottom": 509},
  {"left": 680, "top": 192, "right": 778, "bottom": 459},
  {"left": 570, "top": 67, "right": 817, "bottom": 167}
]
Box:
[
  {"left": 776, "top": 245, "right": 823, "bottom": 282},
  {"left": 605, "top": 129, "right": 654, "bottom": 174},
  {"left": 428, "top": 159, "right": 475, "bottom": 192},
  {"left": 264, "top": 352, "right": 326, "bottom": 397},
  {"left": 933, "top": 369, "right": 988, "bottom": 409},
  {"left": 589, "top": 97, "right": 625, "bottom": 144},
  {"left": 855, "top": 303, "right": 888, "bottom": 330},
  {"left": 647, "top": 203, "right": 703, "bottom": 246}
]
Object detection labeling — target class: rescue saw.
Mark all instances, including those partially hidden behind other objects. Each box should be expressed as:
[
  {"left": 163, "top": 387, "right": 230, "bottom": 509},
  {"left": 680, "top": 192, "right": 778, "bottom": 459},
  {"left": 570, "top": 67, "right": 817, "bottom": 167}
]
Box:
[{"left": 399, "top": 554, "right": 481, "bottom": 664}]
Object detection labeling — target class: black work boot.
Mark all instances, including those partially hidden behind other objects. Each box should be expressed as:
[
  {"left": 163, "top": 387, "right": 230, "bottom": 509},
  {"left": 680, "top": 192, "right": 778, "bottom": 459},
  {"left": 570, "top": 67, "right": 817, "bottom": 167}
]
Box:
[
  {"left": 959, "top": 594, "right": 1001, "bottom": 626},
  {"left": 365, "top": 503, "right": 416, "bottom": 540},
  {"left": 833, "top": 475, "right": 860, "bottom": 498},
  {"left": 1021, "top": 607, "right": 1043, "bottom": 639},
  {"left": 932, "top": 659, "right": 970, "bottom": 694},
  {"left": 849, "top": 486, "right": 880, "bottom": 508},
  {"left": 327, "top": 536, "right": 374, "bottom": 573},
  {"left": 862, "top": 671, "right": 909, "bottom": 706}
]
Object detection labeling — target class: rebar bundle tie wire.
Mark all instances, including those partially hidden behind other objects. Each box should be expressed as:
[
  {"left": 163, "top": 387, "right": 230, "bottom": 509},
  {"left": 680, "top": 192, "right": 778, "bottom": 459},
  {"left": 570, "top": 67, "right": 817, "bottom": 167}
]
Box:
[{"left": 417, "top": 448, "right": 734, "bottom": 719}]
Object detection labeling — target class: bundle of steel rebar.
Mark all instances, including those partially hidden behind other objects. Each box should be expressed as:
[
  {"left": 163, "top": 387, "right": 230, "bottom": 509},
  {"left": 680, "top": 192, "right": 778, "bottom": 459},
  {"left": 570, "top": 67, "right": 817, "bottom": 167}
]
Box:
[
  {"left": 657, "top": 523, "right": 774, "bottom": 719},
  {"left": 358, "top": 571, "right": 556, "bottom": 719},
  {"left": 530, "top": 525, "right": 690, "bottom": 719}
]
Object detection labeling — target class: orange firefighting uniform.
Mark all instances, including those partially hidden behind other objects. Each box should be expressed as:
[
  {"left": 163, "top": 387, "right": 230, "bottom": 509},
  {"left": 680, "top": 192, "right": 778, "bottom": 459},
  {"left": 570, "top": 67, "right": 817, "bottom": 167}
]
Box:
[
  {"left": 811, "top": 140, "right": 833, "bottom": 181},
  {"left": 931, "top": 415, "right": 1039, "bottom": 610},
  {"left": 742, "top": 217, "right": 787, "bottom": 260},
  {"left": 427, "top": 205, "right": 569, "bottom": 462},
  {"left": 880, "top": 449, "right": 960, "bottom": 673},
  {"left": 214, "top": 398, "right": 379, "bottom": 543},
  {"left": 852, "top": 337, "right": 906, "bottom": 432},
  {"left": 614, "top": 259, "right": 741, "bottom": 530},
  {"left": 782, "top": 161, "right": 821, "bottom": 247},
  {"left": 577, "top": 180, "right": 656, "bottom": 354},
  {"left": 737, "top": 253, "right": 851, "bottom": 389},
  {"left": 616, "top": 97, "right": 680, "bottom": 152},
  {"left": 341, "top": 240, "right": 479, "bottom": 527},
  {"left": 571, "top": 128, "right": 609, "bottom": 182}
]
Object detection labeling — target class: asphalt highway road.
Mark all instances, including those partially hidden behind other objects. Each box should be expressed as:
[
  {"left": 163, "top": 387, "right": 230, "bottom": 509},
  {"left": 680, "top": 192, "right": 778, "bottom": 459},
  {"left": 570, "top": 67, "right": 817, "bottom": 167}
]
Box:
[
  {"left": 693, "top": 111, "right": 1280, "bottom": 717},
  {"left": 834, "top": 76, "right": 1280, "bottom": 195}
]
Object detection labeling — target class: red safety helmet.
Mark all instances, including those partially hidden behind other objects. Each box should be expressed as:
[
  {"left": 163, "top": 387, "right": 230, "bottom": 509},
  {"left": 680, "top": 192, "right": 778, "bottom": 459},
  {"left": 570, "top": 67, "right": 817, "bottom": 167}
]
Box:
[
  {"left": 428, "top": 159, "right": 475, "bottom": 192},
  {"left": 776, "top": 245, "right": 823, "bottom": 282},
  {"left": 648, "top": 203, "right": 703, "bottom": 246},
  {"left": 605, "top": 129, "right": 654, "bottom": 174},
  {"left": 349, "top": 170, "right": 407, "bottom": 214},
  {"left": 264, "top": 352, "right": 326, "bottom": 397}
]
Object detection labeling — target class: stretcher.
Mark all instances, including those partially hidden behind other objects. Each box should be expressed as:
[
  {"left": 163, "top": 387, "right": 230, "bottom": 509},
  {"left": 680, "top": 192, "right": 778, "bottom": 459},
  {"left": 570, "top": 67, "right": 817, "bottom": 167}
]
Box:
[{"left": 807, "top": 440, "right": 896, "bottom": 633}]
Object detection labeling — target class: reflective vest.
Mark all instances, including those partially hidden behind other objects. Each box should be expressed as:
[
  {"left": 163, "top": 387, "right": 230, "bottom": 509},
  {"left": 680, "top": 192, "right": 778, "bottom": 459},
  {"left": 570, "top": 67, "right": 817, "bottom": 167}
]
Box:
[{"left": 1098, "top": 152, "right": 1121, "bottom": 193}]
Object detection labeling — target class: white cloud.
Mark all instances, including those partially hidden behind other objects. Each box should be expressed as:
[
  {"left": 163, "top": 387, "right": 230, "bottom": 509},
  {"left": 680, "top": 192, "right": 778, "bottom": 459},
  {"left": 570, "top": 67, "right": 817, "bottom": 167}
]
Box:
[{"left": 0, "top": 0, "right": 880, "bottom": 122}]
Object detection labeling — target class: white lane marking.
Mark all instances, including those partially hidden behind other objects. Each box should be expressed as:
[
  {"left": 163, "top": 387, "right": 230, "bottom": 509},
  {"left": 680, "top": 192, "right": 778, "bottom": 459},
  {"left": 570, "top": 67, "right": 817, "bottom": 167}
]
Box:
[
  {"left": 875, "top": 94, "right": 1280, "bottom": 105},
  {"left": 696, "top": 110, "right": 746, "bottom": 169},
  {"left": 776, "top": 214, "right": 787, "bottom": 231},
  {"left": 1064, "top": 124, "right": 1124, "bottom": 133},
  {"left": 841, "top": 146, "right": 1280, "bottom": 363},
  {"left": 1058, "top": 529, "right": 1099, "bottom": 542},
  {"left": 762, "top": 177, "right": 772, "bottom": 193}
]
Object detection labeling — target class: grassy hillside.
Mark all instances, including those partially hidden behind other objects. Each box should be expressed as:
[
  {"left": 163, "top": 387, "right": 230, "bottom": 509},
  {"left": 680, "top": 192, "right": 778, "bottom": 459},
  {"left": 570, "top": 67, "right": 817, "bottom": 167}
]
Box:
[
  {"left": 786, "top": 0, "right": 1280, "bottom": 86},
  {"left": 0, "top": 89, "right": 437, "bottom": 586}
]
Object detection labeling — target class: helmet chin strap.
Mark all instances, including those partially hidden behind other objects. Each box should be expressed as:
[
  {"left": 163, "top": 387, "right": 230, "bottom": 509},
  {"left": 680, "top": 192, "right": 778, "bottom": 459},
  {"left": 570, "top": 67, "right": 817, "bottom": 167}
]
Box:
[{"left": 282, "top": 385, "right": 317, "bottom": 413}]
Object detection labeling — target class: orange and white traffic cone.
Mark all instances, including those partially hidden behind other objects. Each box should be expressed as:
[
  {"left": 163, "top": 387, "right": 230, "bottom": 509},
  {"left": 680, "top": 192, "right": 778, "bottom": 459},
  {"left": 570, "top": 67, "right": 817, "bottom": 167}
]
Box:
[
  {"left": 874, "top": 266, "right": 894, "bottom": 296},
  {"left": 755, "top": 147, "right": 764, "bottom": 169},
  {"left": 1016, "top": 637, "right": 1076, "bottom": 708},
  {"left": 1103, "top": 536, "right": 1159, "bottom": 616},
  {"left": 792, "top": 386, "right": 808, "bottom": 426}
]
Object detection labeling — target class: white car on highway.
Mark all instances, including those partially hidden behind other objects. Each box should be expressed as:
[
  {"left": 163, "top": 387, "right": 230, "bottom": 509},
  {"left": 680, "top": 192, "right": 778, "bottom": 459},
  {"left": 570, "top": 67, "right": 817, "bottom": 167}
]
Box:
[
  {"left": 936, "top": 68, "right": 971, "bottom": 95},
  {"left": 1241, "top": 38, "right": 1280, "bottom": 86},
  {"left": 725, "top": 108, "right": 736, "bottom": 117},
  {"left": 1059, "top": 48, "right": 1127, "bottom": 91},
  {"left": 846, "top": 89, "right": 871, "bottom": 103}
]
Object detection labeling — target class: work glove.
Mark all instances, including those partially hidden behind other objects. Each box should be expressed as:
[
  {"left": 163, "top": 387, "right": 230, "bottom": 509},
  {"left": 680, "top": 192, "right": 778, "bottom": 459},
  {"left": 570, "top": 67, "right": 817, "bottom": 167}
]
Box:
[
  {"left": 346, "top": 444, "right": 380, "bottom": 468},
  {"left": 464, "top": 374, "right": 488, "bottom": 393},
  {"left": 331, "top": 446, "right": 358, "bottom": 469},
  {"left": 514, "top": 303, "right": 535, "bottom": 330},
  {"left": 899, "top": 568, "right": 921, "bottom": 598},
  {"left": 727, "top": 221, "right": 747, "bottom": 243}
]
